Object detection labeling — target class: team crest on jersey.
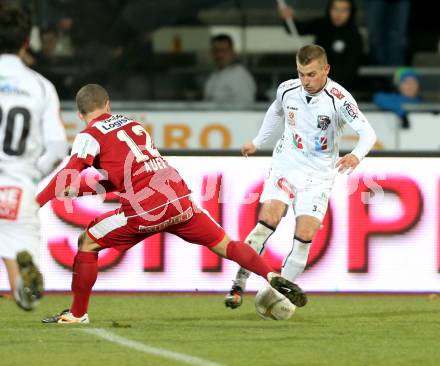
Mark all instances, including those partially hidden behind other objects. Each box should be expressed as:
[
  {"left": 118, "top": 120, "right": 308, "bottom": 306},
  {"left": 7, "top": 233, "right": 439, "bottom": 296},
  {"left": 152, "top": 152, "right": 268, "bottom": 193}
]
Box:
[
  {"left": 317, "top": 115, "right": 331, "bottom": 130},
  {"left": 330, "top": 87, "right": 344, "bottom": 100},
  {"left": 287, "top": 111, "right": 296, "bottom": 126}
]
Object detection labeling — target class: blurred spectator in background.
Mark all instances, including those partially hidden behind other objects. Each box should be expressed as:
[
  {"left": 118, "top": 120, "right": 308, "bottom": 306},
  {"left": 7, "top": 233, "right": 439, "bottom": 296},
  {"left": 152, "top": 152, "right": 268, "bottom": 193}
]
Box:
[
  {"left": 65, "top": 0, "right": 229, "bottom": 100},
  {"left": 204, "top": 34, "right": 257, "bottom": 106},
  {"left": 30, "top": 0, "right": 74, "bottom": 56},
  {"left": 63, "top": 0, "right": 228, "bottom": 100},
  {"left": 408, "top": 1, "right": 440, "bottom": 64},
  {"left": 373, "top": 67, "right": 421, "bottom": 127},
  {"left": 363, "top": 0, "right": 410, "bottom": 65},
  {"left": 31, "top": 25, "right": 75, "bottom": 98},
  {"left": 279, "top": 0, "right": 363, "bottom": 89}
]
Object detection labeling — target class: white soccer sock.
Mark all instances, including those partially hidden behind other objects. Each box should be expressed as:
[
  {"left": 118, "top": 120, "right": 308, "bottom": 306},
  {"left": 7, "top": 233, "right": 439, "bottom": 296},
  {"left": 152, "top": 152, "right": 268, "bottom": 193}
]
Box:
[
  {"left": 281, "top": 236, "right": 312, "bottom": 283},
  {"left": 234, "top": 221, "right": 275, "bottom": 289}
]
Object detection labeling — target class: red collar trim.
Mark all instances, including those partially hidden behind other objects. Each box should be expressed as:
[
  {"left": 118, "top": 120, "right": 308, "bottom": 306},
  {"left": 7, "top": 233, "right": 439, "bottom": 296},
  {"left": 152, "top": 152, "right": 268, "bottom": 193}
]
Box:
[{"left": 89, "top": 113, "right": 112, "bottom": 125}]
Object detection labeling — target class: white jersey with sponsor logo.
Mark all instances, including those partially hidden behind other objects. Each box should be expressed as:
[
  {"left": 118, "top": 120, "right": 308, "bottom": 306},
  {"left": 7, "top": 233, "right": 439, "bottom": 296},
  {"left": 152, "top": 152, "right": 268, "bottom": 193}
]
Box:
[
  {"left": 253, "top": 78, "right": 376, "bottom": 179},
  {"left": 0, "top": 54, "right": 66, "bottom": 182}
]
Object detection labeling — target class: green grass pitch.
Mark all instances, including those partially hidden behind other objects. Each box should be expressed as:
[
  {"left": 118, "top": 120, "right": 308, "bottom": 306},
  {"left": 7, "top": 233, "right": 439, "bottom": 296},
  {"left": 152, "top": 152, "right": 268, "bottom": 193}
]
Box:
[{"left": 1, "top": 294, "right": 439, "bottom": 366}]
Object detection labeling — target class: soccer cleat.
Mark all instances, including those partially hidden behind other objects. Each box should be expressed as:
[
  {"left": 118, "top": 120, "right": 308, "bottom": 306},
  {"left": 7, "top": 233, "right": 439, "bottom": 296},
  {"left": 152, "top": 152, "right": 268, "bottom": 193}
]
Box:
[
  {"left": 14, "top": 251, "right": 44, "bottom": 311},
  {"left": 41, "top": 309, "right": 90, "bottom": 324},
  {"left": 269, "top": 275, "right": 308, "bottom": 308},
  {"left": 224, "top": 283, "right": 244, "bottom": 309}
]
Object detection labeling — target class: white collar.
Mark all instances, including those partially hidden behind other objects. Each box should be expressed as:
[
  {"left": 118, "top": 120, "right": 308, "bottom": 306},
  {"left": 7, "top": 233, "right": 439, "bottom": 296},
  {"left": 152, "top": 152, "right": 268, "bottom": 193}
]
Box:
[
  {"left": 0, "top": 54, "right": 24, "bottom": 67},
  {"left": 301, "top": 78, "right": 330, "bottom": 98}
]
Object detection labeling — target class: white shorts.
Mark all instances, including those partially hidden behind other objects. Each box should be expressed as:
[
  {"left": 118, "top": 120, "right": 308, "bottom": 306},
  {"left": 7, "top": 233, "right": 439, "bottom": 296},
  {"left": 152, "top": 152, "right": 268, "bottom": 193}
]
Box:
[
  {"left": 259, "top": 166, "right": 334, "bottom": 222},
  {"left": 0, "top": 175, "right": 40, "bottom": 262}
]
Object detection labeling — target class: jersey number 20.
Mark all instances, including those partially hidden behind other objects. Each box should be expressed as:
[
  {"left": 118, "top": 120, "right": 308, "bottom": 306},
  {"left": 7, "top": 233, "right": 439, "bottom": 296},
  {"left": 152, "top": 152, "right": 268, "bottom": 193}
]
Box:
[{"left": 0, "top": 106, "right": 30, "bottom": 156}]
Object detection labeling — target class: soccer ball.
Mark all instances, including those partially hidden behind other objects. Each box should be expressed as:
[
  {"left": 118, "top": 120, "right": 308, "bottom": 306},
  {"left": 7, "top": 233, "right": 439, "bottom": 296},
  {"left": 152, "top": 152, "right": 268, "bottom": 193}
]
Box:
[{"left": 255, "top": 285, "right": 296, "bottom": 320}]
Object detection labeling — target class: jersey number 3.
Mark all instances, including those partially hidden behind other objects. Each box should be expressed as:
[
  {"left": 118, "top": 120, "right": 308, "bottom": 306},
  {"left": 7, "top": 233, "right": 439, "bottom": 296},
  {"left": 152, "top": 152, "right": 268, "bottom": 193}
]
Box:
[{"left": 116, "top": 125, "right": 160, "bottom": 163}]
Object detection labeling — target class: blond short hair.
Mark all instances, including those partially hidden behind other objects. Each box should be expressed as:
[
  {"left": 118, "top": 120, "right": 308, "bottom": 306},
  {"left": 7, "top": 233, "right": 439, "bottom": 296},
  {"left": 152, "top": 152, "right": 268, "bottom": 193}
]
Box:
[{"left": 296, "top": 44, "right": 328, "bottom": 66}]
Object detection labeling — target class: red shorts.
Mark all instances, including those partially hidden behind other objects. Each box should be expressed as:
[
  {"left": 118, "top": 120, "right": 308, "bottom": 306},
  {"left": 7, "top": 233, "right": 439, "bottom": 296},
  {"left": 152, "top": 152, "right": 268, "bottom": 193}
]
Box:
[{"left": 86, "top": 196, "right": 225, "bottom": 252}]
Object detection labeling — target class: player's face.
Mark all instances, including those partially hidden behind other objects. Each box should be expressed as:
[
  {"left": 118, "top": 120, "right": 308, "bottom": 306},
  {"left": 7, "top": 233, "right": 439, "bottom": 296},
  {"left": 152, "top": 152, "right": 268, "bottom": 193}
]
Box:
[
  {"left": 330, "top": 0, "right": 351, "bottom": 27},
  {"left": 211, "top": 41, "right": 234, "bottom": 68},
  {"left": 297, "top": 59, "right": 330, "bottom": 94}
]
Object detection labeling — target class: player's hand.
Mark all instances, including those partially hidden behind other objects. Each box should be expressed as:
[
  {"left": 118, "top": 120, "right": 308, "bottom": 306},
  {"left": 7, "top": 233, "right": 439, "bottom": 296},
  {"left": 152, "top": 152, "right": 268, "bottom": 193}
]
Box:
[
  {"left": 241, "top": 142, "right": 257, "bottom": 157},
  {"left": 63, "top": 186, "right": 78, "bottom": 198},
  {"left": 336, "top": 153, "right": 360, "bottom": 174}
]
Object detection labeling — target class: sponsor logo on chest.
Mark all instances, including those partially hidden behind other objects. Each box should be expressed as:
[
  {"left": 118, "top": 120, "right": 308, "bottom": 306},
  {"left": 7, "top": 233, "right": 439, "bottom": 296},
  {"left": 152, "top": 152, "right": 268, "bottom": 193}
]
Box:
[
  {"left": 287, "top": 111, "right": 296, "bottom": 126},
  {"left": 314, "top": 136, "right": 328, "bottom": 151},
  {"left": 286, "top": 105, "right": 298, "bottom": 127},
  {"left": 94, "top": 115, "right": 133, "bottom": 134}
]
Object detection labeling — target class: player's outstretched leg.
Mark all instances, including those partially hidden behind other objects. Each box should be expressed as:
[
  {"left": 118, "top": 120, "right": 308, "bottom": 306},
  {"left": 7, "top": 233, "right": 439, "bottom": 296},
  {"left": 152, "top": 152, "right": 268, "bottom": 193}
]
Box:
[
  {"left": 14, "top": 251, "right": 44, "bottom": 311},
  {"left": 268, "top": 273, "right": 308, "bottom": 308},
  {"left": 42, "top": 250, "right": 97, "bottom": 324},
  {"left": 42, "top": 232, "right": 99, "bottom": 324},
  {"left": 224, "top": 222, "right": 274, "bottom": 309}
]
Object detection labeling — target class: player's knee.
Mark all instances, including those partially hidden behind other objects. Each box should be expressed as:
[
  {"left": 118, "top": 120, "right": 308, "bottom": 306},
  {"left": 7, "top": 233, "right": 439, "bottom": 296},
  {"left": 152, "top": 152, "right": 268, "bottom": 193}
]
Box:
[
  {"left": 77, "top": 232, "right": 86, "bottom": 249},
  {"left": 77, "top": 231, "right": 100, "bottom": 252},
  {"left": 259, "top": 215, "right": 281, "bottom": 229},
  {"left": 258, "top": 210, "right": 283, "bottom": 229},
  {"left": 294, "top": 229, "right": 315, "bottom": 243},
  {"left": 210, "top": 234, "right": 230, "bottom": 258},
  {"left": 259, "top": 200, "right": 287, "bottom": 227}
]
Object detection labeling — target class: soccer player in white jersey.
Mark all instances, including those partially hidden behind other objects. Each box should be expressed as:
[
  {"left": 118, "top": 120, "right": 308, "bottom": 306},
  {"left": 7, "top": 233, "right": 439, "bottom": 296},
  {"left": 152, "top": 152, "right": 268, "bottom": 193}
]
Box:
[
  {"left": 225, "top": 44, "right": 376, "bottom": 308},
  {"left": 0, "top": 5, "right": 68, "bottom": 310}
]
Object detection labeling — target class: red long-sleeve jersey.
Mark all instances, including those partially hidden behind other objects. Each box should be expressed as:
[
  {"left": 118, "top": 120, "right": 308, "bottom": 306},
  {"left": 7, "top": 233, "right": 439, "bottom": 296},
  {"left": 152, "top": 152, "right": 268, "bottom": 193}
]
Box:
[{"left": 36, "top": 113, "right": 191, "bottom": 216}]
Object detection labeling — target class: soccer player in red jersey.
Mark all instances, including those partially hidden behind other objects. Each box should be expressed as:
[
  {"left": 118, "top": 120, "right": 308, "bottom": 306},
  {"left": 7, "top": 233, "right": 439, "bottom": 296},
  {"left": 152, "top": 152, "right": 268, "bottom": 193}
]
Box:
[{"left": 38, "top": 84, "right": 307, "bottom": 324}]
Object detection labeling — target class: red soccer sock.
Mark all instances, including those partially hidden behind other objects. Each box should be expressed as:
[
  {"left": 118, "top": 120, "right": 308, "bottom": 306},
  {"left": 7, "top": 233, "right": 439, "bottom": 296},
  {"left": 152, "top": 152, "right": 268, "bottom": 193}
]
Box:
[
  {"left": 70, "top": 251, "right": 98, "bottom": 318},
  {"left": 226, "top": 241, "right": 274, "bottom": 279}
]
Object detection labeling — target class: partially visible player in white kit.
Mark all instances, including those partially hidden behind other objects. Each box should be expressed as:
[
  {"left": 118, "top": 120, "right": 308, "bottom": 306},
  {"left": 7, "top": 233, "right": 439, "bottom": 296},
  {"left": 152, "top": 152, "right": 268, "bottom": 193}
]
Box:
[
  {"left": 225, "top": 44, "right": 377, "bottom": 308},
  {"left": 0, "top": 5, "right": 68, "bottom": 310}
]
